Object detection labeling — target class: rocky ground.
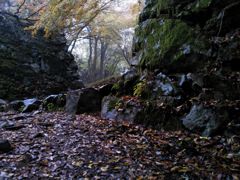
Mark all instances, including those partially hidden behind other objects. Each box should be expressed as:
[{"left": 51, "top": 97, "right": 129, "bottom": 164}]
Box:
[{"left": 0, "top": 111, "right": 240, "bottom": 179}]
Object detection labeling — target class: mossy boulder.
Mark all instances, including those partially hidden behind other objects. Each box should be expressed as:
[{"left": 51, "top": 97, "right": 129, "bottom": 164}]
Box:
[
  {"left": 134, "top": 19, "right": 208, "bottom": 72},
  {"left": 42, "top": 94, "right": 66, "bottom": 111},
  {"left": 101, "top": 96, "right": 143, "bottom": 121},
  {"left": 101, "top": 96, "right": 182, "bottom": 131}
]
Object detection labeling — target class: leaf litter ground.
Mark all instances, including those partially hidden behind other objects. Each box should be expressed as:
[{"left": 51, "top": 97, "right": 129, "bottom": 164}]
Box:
[{"left": 0, "top": 112, "right": 240, "bottom": 179}]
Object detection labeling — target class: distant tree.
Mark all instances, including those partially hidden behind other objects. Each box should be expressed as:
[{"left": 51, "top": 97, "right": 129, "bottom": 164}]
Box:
[
  {"left": 67, "top": 1, "right": 142, "bottom": 82},
  {"left": 10, "top": 0, "right": 142, "bottom": 82},
  {"left": 27, "top": 0, "right": 114, "bottom": 37}
]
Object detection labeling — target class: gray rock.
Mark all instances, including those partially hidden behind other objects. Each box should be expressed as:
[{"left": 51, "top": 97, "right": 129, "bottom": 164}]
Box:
[
  {"left": 0, "top": 140, "right": 12, "bottom": 153},
  {"left": 122, "top": 69, "right": 138, "bottom": 81},
  {"left": 101, "top": 96, "right": 142, "bottom": 122},
  {"left": 154, "top": 73, "right": 176, "bottom": 96},
  {"left": 0, "top": 99, "right": 6, "bottom": 105},
  {"left": 178, "top": 73, "right": 203, "bottom": 96},
  {"left": 0, "top": 120, "right": 14, "bottom": 129},
  {"left": 65, "top": 88, "right": 102, "bottom": 114},
  {"left": 22, "top": 98, "right": 41, "bottom": 113},
  {"left": 43, "top": 94, "right": 66, "bottom": 111},
  {"left": 101, "top": 96, "right": 182, "bottom": 130},
  {"left": 0, "top": 171, "right": 10, "bottom": 179},
  {"left": 8, "top": 98, "right": 41, "bottom": 113},
  {"left": 0, "top": 99, "right": 7, "bottom": 112},
  {"left": 186, "top": 73, "right": 204, "bottom": 88},
  {"left": 182, "top": 104, "right": 229, "bottom": 136},
  {"left": 8, "top": 100, "right": 24, "bottom": 112}
]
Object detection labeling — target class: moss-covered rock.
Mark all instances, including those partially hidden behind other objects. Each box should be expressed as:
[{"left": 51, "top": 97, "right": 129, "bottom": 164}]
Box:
[
  {"left": 101, "top": 95, "right": 182, "bottom": 131},
  {"left": 128, "top": 0, "right": 240, "bottom": 136},
  {"left": 135, "top": 19, "right": 208, "bottom": 71}
]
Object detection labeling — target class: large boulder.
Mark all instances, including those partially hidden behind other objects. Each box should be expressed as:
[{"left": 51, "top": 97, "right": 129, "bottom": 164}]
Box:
[
  {"left": 0, "top": 12, "right": 83, "bottom": 100},
  {"left": 8, "top": 98, "right": 41, "bottom": 112},
  {"left": 65, "top": 88, "right": 102, "bottom": 114},
  {"left": 42, "top": 94, "right": 66, "bottom": 111},
  {"left": 101, "top": 96, "right": 143, "bottom": 121},
  {"left": 134, "top": 18, "right": 209, "bottom": 72},
  {"left": 182, "top": 104, "right": 229, "bottom": 136},
  {"left": 101, "top": 96, "right": 182, "bottom": 130},
  {"left": 22, "top": 98, "right": 41, "bottom": 113},
  {"left": 8, "top": 100, "right": 25, "bottom": 112}
]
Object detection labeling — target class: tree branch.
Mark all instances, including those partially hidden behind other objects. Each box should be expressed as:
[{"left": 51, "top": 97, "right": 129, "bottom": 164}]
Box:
[{"left": 15, "top": 0, "right": 26, "bottom": 15}]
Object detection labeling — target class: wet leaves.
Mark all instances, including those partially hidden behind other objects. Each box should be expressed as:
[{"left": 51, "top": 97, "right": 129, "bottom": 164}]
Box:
[{"left": 0, "top": 112, "right": 240, "bottom": 179}]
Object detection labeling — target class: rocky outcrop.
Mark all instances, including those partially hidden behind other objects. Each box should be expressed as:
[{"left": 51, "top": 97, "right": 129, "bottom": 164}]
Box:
[
  {"left": 104, "top": 0, "right": 240, "bottom": 136},
  {"left": 0, "top": 12, "right": 84, "bottom": 100},
  {"left": 134, "top": 0, "right": 240, "bottom": 72},
  {"left": 101, "top": 95, "right": 182, "bottom": 130}
]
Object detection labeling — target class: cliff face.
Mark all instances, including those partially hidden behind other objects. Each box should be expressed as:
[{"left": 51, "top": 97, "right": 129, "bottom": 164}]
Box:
[
  {"left": 101, "top": 0, "right": 240, "bottom": 136},
  {"left": 131, "top": 0, "right": 240, "bottom": 136},
  {"left": 0, "top": 12, "right": 83, "bottom": 100},
  {"left": 132, "top": 0, "right": 240, "bottom": 101},
  {"left": 133, "top": 0, "right": 240, "bottom": 73}
]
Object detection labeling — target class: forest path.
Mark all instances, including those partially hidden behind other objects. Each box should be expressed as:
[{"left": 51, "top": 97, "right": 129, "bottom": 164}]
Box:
[{"left": 0, "top": 112, "right": 239, "bottom": 179}]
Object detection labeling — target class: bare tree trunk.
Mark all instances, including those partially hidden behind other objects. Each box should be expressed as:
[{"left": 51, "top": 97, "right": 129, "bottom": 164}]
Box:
[
  {"left": 100, "top": 39, "right": 108, "bottom": 79},
  {"left": 88, "top": 37, "right": 93, "bottom": 71},
  {"left": 15, "top": 0, "right": 26, "bottom": 15},
  {"left": 92, "top": 36, "right": 99, "bottom": 80}
]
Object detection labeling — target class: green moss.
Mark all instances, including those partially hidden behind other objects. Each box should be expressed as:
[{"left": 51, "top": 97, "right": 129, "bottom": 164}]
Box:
[
  {"left": 112, "top": 82, "right": 120, "bottom": 91},
  {"left": 153, "top": 0, "right": 170, "bottom": 15},
  {"left": 108, "top": 98, "right": 121, "bottom": 111},
  {"left": 194, "top": 0, "right": 212, "bottom": 10},
  {"left": 19, "top": 105, "right": 24, "bottom": 112},
  {"left": 47, "top": 103, "right": 56, "bottom": 112},
  {"left": 133, "top": 81, "right": 148, "bottom": 98},
  {"left": 135, "top": 19, "right": 207, "bottom": 69}
]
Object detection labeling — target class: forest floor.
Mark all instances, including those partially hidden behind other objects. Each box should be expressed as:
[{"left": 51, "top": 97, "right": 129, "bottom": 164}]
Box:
[{"left": 0, "top": 111, "right": 240, "bottom": 179}]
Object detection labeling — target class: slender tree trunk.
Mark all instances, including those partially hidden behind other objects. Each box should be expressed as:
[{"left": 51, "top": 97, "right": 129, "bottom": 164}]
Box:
[
  {"left": 100, "top": 39, "right": 108, "bottom": 79},
  {"left": 88, "top": 37, "right": 93, "bottom": 71},
  {"left": 92, "top": 36, "right": 99, "bottom": 80}
]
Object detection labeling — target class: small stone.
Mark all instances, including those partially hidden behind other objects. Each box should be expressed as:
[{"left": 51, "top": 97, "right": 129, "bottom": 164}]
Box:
[{"left": 0, "top": 140, "right": 12, "bottom": 153}]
